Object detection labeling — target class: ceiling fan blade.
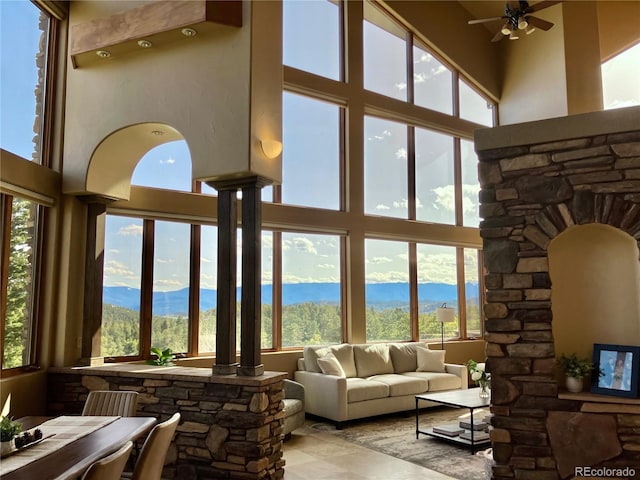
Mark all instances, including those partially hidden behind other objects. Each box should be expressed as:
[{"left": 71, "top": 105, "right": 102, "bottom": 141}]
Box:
[
  {"left": 468, "top": 16, "right": 505, "bottom": 25},
  {"left": 529, "top": 1, "right": 561, "bottom": 13},
  {"left": 491, "top": 30, "right": 506, "bottom": 42},
  {"left": 526, "top": 15, "right": 554, "bottom": 30}
]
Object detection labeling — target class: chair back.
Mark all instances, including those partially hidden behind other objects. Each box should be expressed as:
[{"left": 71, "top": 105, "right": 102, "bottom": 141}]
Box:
[
  {"left": 132, "top": 412, "right": 180, "bottom": 480},
  {"left": 81, "top": 441, "right": 133, "bottom": 480},
  {"left": 82, "top": 391, "right": 139, "bottom": 417}
]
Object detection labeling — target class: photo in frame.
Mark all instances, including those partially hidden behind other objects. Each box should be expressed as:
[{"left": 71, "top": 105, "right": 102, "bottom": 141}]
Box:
[{"left": 591, "top": 343, "right": 640, "bottom": 398}]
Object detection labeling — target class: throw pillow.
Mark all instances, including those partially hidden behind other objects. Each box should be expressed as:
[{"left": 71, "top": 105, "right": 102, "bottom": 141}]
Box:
[
  {"left": 389, "top": 342, "right": 426, "bottom": 373},
  {"left": 330, "top": 344, "right": 357, "bottom": 378},
  {"left": 303, "top": 345, "right": 330, "bottom": 373},
  {"left": 317, "top": 353, "right": 346, "bottom": 377},
  {"left": 416, "top": 347, "right": 446, "bottom": 373}
]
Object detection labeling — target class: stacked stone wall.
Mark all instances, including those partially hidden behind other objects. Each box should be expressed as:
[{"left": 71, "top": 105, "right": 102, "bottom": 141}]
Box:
[
  {"left": 48, "top": 366, "right": 287, "bottom": 480},
  {"left": 478, "top": 128, "right": 640, "bottom": 480}
]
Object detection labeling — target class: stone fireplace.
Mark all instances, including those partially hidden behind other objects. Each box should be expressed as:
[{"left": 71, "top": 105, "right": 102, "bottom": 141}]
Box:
[{"left": 475, "top": 106, "right": 640, "bottom": 480}]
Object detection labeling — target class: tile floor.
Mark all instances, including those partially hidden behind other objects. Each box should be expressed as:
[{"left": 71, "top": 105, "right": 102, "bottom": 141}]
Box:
[{"left": 282, "top": 421, "right": 457, "bottom": 480}]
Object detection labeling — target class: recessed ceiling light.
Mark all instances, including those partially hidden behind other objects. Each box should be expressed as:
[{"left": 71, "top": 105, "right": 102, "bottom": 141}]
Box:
[
  {"left": 151, "top": 130, "right": 164, "bottom": 136},
  {"left": 181, "top": 28, "right": 197, "bottom": 37},
  {"left": 137, "top": 39, "right": 153, "bottom": 48},
  {"left": 96, "top": 50, "right": 111, "bottom": 58}
]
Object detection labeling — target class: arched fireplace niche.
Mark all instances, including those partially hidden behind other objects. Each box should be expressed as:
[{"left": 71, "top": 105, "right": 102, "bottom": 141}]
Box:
[{"left": 475, "top": 106, "right": 640, "bottom": 480}]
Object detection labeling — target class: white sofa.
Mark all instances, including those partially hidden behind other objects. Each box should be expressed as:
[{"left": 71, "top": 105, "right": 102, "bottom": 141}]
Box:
[{"left": 294, "top": 342, "right": 468, "bottom": 426}]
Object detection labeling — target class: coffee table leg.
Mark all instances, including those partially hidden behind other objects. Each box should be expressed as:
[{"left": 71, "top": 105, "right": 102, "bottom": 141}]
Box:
[{"left": 415, "top": 397, "right": 419, "bottom": 439}]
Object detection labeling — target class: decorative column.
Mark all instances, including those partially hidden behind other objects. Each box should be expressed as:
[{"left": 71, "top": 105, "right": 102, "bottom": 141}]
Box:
[
  {"left": 78, "top": 195, "right": 113, "bottom": 366},
  {"left": 209, "top": 184, "right": 239, "bottom": 375},
  {"left": 238, "top": 177, "right": 267, "bottom": 376}
]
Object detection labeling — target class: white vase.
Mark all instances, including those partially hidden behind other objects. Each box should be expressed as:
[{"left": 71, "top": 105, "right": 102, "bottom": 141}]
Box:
[
  {"left": 1, "top": 439, "right": 15, "bottom": 456},
  {"left": 565, "top": 376, "right": 583, "bottom": 393}
]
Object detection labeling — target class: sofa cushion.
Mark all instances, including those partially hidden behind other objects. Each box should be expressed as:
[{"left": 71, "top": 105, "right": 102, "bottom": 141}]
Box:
[
  {"left": 329, "top": 344, "right": 357, "bottom": 378},
  {"left": 402, "top": 372, "right": 463, "bottom": 391},
  {"left": 353, "top": 344, "right": 394, "bottom": 377},
  {"left": 367, "top": 374, "right": 428, "bottom": 397},
  {"left": 416, "top": 347, "right": 446, "bottom": 373},
  {"left": 346, "top": 378, "right": 390, "bottom": 403},
  {"left": 389, "top": 342, "right": 426, "bottom": 373},
  {"left": 303, "top": 345, "right": 331, "bottom": 373},
  {"left": 317, "top": 353, "right": 346, "bottom": 377}
]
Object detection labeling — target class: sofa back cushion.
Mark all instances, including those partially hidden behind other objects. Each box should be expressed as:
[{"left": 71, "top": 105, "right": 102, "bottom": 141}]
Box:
[
  {"left": 330, "top": 344, "right": 357, "bottom": 378},
  {"left": 303, "top": 344, "right": 357, "bottom": 377},
  {"left": 317, "top": 353, "right": 346, "bottom": 377},
  {"left": 416, "top": 347, "right": 446, "bottom": 373},
  {"left": 389, "top": 342, "right": 426, "bottom": 373},
  {"left": 303, "top": 346, "right": 331, "bottom": 373},
  {"left": 353, "top": 344, "right": 394, "bottom": 378}
]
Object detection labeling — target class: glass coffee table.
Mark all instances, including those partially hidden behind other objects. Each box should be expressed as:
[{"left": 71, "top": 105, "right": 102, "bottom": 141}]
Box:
[{"left": 415, "top": 389, "right": 491, "bottom": 453}]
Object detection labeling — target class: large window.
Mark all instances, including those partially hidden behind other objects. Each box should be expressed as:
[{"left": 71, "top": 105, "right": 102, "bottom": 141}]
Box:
[
  {"left": 0, "top": 1, "right": 51, "bottom": 163},
  {"left": 282, "top": 93, "right": 342, "bottom": 210},
  {"left": 1, "top": 195, "right": 43, "bottom": 370},
  {"left": 602, "top": 42, "right": 640, "bottom": 110}
]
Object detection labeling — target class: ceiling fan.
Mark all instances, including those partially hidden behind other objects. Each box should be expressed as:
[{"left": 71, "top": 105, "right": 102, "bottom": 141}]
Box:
[{"left": 468, "top": 1, "right": 560, "bottom": 42}]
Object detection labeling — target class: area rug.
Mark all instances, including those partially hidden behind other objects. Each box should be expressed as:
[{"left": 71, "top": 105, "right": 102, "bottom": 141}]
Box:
[{"left": 311, "top": 406, "right": 492, "bottom": 480}]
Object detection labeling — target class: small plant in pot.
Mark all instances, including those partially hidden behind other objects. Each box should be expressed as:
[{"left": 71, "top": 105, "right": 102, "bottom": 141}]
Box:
[
  {"left": 557, "top": 353, "right": 594, "bottom": 393},
  {"left": 146, "top": 347, "right": 176, "bottom": 366},
  {"left": 0, "top": 416, "right": 22, "bottom": 455}
]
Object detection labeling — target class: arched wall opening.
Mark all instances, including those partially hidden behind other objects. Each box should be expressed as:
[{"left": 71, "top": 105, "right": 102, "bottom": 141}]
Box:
[{"left": 549, "top": 223, "right": 640, "bottom": 361}]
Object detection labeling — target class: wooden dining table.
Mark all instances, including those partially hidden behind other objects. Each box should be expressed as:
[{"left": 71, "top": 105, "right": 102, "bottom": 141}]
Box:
[{"left": 1, "top": 415, "right": 156, "bottom": 480}]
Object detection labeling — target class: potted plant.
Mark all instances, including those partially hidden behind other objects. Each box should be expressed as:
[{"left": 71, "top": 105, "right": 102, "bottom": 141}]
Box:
[
  {"left": 0, "top": 416, "right": 22, "bottom": 455},
  {"left": 146, "top": 347, "right": 176, "bottom": 366},
  {"left": 557, "top": 353, "right": 594, "bottom": 393}
]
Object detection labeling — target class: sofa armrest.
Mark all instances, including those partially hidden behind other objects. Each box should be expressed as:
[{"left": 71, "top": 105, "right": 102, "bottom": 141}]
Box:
[
  {"left": 294, "top": 370, "right": 348, "bottom": 422},
  {"left": 284, "top": 379, "right": 305, "bottom": 405},
  {"left": 445, "top": 363, "right": 469, "bottom": 389}
]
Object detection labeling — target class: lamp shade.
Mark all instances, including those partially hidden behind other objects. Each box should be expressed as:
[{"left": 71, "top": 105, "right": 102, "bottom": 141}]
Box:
[{"left": 436, "top": 306, "right": 455, "bottom": 323}]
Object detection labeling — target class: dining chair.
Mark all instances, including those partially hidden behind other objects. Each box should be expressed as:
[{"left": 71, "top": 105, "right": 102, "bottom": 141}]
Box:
[
  {"left": 123, "top": 412, "right": 180, "bottom": 480},
  {"left": 82, "top": 391, "right": 139, "bottom": 417},
  {"left": 81, "top": 441, "right": 133, "bottom": 480}
]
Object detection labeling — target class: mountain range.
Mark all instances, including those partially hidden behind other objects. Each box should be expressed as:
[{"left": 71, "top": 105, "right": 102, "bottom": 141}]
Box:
[{"left": 103, "top": 282, "right": 478, "bottom": 316}]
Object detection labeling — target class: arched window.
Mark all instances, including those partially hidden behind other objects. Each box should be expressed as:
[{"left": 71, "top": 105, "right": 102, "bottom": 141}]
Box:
[{"left": 132, "top": 140, "right": 192, "bottom": 191}]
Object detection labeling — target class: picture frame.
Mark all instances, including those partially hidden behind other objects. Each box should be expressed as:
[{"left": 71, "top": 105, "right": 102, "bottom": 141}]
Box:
[{"left": 591, "top": 343, "right": 640, "bottom": 398}]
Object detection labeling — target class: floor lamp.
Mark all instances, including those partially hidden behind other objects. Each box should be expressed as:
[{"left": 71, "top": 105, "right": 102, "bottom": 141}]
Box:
[{"left": 436, "top": 303, "right": 455, "bottom": 350}]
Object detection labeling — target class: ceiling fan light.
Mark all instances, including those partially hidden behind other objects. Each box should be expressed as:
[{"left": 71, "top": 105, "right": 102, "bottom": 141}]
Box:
[
  {"left": 525, "top": 25, "right": 536, "bottom": 35},
  {"left": 509, "top": 30, "right": 520, "bottom": 40},
  {"left": 501, "top": 23, "right": 511, "bottom": 35},
  {"left": 518, "top": 18, "right": 528, "bottom": 30}
]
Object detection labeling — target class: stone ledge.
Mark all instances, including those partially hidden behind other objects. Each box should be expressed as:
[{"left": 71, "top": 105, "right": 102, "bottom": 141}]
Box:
[
  {"left": 48, "top": 364, "right": 287, "bottom": 386},
  {"left": 558, "top": 391, "right": 640, "bottom": 405}
]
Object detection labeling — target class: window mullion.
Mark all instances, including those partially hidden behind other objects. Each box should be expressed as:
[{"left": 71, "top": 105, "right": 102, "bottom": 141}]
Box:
[
  {"left": 139, "top": 219, "right": 155, "bottom": 359},
  {"left": 0, "top": 195, "right": 13, "bottom": 370},
  {"left": 456, "top": 247, "right": 467, "bottom": 339},
  {"left": 189, "top": 224, "right": 201, "bottom": 356},
  {"left": 409, "top": 242, "right": 418, "bottom": 341}
]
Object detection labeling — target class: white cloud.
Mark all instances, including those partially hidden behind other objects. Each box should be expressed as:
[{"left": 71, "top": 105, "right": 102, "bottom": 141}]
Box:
[
  {"left": 368, "top": 129, "right": 392, "bottom": 141},
  {"left": 160, "top": 157, "right": 176, "bottom": 165},
  {"left": 393, "top": 198, "right": 409, "bottom": 209},
  {"left": 316, "top": 263, "right": 336, "bottom": 269},
  {"left": 262, "top": 235, "right": 274, "bottom": 249},
  {"left": 370, "top": 256, "right": 392, "bottom": 264},
  {"left": 395, "top": 82, "right": 407, "bottom": 91},
  {"left": 288, "top": 237, "right": 318, "bottom": 255},
  {"left": 366, "top": 271, "right": 409, "bottom": 283},
  {"left": 200, "top": 256, "right": 212, "bottom": 264},
  {"left": 433, "top": 184, "right": 479, "bottom": 214},
  {"left": 117, "top": 224, "right": 143, "bottom": 236},
  {"left": 416, "top": 251, "right": 458, "bottom": 284},
  {"left": 107, "top": 249, "right": 120, "bottom": 254},
  {"left": 376, "top": 204, "right": 391, "bottom": 210},
  {"left": 282, "top": 273, "right": 339, "bottom": 283},
  {"left": 154, "top": 279, "right": 182, "bottom": 288},
  {"left": 104, "top": 260, "right": 136, "bottom": 277},
  {"left": 156, "top": 258, "right": 171, "bottom": 264},
  {"left": 396, "top": 148, "right": 407, "bottom": 160}
]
